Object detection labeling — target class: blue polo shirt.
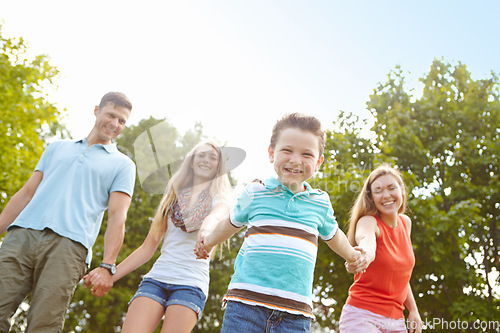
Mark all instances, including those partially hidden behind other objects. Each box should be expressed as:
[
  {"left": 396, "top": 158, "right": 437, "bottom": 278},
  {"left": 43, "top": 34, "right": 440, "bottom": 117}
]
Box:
[
  {"left": 225, "top": 177, "right": 338, "bottom": 318},
  {"left": 10, "top": 139, "right": 136, "bottom": 264}
]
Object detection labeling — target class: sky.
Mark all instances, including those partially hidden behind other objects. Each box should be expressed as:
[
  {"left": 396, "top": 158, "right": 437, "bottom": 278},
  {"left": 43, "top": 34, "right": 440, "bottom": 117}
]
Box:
[{"left": 1, "top": 0, "right": 500, "bottom": 184}]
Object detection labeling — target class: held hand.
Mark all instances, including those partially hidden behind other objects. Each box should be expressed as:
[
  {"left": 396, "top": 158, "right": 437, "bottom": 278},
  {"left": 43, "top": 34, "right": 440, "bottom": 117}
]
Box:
[
  {"left": 83, "top": 267, "right": 113, "bottom": 297},
  {"left": 83, "top": 269, "right": 101, "bottom": 290},
  {"left": 83, "top": 273, "right": 92, "bottom": 289},
  {"left": 345, "top": 246, "right": 371, "bottom": 274},
  {"left": 344, "top": 249, "right": 361, "bottom": 273},
  {"left": 407, "top": 310, "right": 423, "bottom": 333},
  {"left": 194, "top": 232, "right": 212, "bottom": 259},
  {"left": 90, "top": 283, "right": 111, "bottom": 297}
]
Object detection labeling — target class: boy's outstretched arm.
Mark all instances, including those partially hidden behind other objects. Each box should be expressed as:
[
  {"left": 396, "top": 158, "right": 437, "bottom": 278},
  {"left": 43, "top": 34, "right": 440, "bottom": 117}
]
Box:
[
  {"left": 325, "top": 228, "right": 370, "bottom": 273},
  {"left": 325, "top": 228, "right": 360, "bottom": 263},
  {"left": 195, "top": 208, "right": 241, "bottom": 259}
]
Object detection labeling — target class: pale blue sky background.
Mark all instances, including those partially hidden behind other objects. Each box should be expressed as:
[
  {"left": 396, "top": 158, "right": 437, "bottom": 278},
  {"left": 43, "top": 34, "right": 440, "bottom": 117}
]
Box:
[{"left": 1, "top": 0, "right": 499, "bottom": 181}]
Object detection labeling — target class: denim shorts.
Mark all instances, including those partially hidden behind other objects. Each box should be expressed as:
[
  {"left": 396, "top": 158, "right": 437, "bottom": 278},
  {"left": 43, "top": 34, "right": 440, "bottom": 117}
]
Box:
[
  {"left": 220, "top": 300, "right": 312, "bottom": 333},
  {"left": 130, "top": 278, "right": 206, "bottom": 319}
]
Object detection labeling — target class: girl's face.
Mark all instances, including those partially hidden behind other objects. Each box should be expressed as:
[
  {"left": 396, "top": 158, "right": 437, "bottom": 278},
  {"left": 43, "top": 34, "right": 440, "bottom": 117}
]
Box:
[
  {"left": 191, "top": 144, "right": 219, "bottom": 182},
  {"left": 370, "top": 174, "right": 404, "bottom": 217}
]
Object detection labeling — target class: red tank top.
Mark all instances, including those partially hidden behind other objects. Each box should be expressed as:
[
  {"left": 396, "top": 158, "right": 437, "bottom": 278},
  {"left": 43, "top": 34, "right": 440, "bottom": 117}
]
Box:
[{"left": 346, "top": 215, "right": 415, "bottom": 319}]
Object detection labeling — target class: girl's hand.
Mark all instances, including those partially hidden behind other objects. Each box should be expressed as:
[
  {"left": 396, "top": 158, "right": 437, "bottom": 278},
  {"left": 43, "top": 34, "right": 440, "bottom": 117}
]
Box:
[{"left": 194, "top": 232, "right": 212, "bottom": 259}]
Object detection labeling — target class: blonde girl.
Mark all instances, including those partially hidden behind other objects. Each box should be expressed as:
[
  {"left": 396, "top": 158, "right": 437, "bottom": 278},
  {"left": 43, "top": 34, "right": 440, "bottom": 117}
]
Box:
[{"left": 86, "top": 142, "right": 232, "bottom": 333}]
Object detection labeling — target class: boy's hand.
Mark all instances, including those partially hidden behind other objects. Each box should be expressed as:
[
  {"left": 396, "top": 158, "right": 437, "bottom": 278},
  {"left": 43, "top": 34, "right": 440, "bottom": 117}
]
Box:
[
  {"left": 194, "top": 232, "right": 212, "bottom": 259},
  {"left": 350, "top": 248, "right": 362, "bottom": 263},
  {"left": 345, "top": 246, "right": 371, "bottom": 274}
]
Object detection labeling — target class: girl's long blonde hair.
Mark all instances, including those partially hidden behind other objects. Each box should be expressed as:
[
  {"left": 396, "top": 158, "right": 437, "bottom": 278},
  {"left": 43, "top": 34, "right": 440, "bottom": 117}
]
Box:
[
  {"left": 347, "top": 164, "right": 407, "bottom": 245},
  {"left": 151, "top": 142, "right": 232, "bottom": 240}
]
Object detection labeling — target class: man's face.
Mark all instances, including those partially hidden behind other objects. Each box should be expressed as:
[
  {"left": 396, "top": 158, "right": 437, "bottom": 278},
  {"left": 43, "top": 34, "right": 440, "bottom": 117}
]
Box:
[{"left": 93, "top": 103, "right": 130, "bottom": 144}]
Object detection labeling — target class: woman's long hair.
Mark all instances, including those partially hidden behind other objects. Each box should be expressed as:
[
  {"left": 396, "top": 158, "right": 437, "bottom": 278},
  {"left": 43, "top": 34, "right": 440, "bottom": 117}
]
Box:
[
  {"left": 150, "top": 142, "right": 232, "bottom": 240},
  {"left": 347, "top": 164, "right": 406, "bottom": 245}
]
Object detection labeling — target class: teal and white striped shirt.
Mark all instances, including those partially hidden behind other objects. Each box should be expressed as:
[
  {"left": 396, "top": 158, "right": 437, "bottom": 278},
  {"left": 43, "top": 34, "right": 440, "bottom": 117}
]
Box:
[{"left": 225, "top": 177, "right": 338, "bottom": 318}]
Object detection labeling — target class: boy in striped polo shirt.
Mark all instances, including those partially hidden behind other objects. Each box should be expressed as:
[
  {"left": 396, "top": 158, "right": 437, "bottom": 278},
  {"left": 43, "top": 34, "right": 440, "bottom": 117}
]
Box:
[{"left": 195, "top": 113, "right": 368, "bottom": 332}]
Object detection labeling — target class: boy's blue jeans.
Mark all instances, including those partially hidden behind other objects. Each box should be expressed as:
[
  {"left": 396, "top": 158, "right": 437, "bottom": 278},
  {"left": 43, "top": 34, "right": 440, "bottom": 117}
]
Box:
[{"left": 220, "top": 300, "right": 312, "bottom": 333}]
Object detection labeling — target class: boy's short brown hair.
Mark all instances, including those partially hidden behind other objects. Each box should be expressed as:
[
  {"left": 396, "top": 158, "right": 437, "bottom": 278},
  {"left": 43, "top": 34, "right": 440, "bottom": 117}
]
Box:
[
  {"left": 270, "top": 113, "right": 326, "bottom": 156},
  {"left": 99, "top": 91, "right": 132, "bottom": 111}
]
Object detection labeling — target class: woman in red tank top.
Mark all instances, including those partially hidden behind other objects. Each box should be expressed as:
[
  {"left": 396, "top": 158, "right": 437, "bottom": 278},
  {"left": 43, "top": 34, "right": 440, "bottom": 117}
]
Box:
[{"left": 339, "top": 165, "right": 423, "bottom": 333}]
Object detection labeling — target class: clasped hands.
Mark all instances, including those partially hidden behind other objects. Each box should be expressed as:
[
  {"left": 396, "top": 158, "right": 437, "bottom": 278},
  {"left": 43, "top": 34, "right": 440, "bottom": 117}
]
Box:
[
  {"left": 194, "top": 230, "right": 212, "bottom": 260},
  {"left": 345, "top": 246, "right": 371, "bottom": 274},
  {"left": 83, "top": 268, "right": 114, "bottom": 297}
]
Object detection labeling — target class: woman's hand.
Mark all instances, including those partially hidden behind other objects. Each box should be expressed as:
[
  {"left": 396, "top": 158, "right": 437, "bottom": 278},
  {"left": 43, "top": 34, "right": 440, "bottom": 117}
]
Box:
[{"left": 407, "top": 310, "right": 423, "bottom": 333}]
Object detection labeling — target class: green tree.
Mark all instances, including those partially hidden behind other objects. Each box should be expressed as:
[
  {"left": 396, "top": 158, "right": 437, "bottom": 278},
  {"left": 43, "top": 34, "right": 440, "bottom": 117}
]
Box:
[
  {"left": 0, "top": 25, "right": 67, "bottom": 332},
  {"left": 0, "top": 25, "right": 66, "bottom": 213}
]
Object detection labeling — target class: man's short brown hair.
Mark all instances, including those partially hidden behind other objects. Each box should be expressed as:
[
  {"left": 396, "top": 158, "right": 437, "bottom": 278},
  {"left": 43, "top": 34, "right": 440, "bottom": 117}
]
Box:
[{"left": 99, "top": 92, "right": 132, "bottom": 111}]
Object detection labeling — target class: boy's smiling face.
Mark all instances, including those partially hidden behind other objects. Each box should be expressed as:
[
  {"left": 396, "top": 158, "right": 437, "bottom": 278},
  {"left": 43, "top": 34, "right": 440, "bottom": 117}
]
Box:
[{"left": 268, "top": 127, "right": 324, "bottom": 193}]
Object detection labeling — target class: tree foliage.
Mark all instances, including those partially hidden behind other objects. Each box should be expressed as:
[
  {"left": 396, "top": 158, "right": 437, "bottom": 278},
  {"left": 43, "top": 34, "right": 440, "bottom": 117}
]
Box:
[
  {"left": 0, "top": 25, "right": 66, "bottom": 332},
  {"left": 312, "top": 59, "right": 499, "bottom": 332},
  {"left": 0, "top": 25, "right": 66, "bottom": 211}
]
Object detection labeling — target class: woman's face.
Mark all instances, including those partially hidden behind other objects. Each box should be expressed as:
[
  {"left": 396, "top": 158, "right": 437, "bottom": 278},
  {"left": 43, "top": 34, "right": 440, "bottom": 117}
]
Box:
[
  {"left": 191, "top": 144, "right": 219, "bottom": 182},
  {"left": 370, "top": 174, "right": 403, "bottom": 217}
]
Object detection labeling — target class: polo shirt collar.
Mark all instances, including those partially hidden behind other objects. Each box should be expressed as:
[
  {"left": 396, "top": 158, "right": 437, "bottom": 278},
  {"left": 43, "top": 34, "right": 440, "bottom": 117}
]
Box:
[
  {"left": 264, "top": 177, "right": 321, "bottom": 196},
  {"left": 76, "top": 138, "right": 118, "bottom": 154}
]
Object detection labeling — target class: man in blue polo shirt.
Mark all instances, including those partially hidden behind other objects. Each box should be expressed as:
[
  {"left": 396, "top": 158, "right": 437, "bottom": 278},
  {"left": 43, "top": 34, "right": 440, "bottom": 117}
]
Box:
[{"left": 0, "top": 92, "right": 136, "bottom": 332}]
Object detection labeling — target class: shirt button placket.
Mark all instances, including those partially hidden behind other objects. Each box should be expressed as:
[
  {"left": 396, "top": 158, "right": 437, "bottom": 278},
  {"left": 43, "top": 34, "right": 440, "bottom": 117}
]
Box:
[
  {"left": 286, "top": 195, "right": 297, "bottom": 212},
  {"left": 78, "top": 146, "right": 86, "bottom": 163}
]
